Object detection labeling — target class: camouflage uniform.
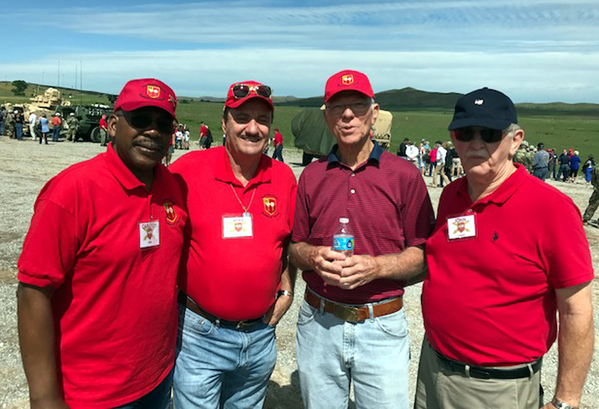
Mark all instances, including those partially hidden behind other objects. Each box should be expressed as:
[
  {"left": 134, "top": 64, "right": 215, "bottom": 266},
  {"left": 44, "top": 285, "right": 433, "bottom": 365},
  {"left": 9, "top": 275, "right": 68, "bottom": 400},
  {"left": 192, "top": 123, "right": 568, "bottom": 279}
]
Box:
[
  {"left": 513, "top": 142, "right": 531, "bottom": 171},
  {"left": 66, "top": 115, "right": 79, "bottom": 142},
  {"left": 582, "top": 166, "right": 599, "bottom": 223},
  {"left": 4, "top": 111, "right": 15, "bottom": 138}
]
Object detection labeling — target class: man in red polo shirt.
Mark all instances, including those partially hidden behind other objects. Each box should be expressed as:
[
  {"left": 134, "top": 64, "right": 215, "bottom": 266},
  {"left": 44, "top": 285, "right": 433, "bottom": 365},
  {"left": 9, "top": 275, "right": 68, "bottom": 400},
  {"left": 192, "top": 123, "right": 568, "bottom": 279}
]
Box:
[
  {"left": 289, "top": 70, "right": 434, "bottom": 409},
  {"left": 17, "top": 78, "right": 186, "bottom": 409},
  {"left": 416, "top": 88, "right": 594, "bottom": 409},
  {"left": 272, "top": 128, "right": 284, "bottom": 162},
  {"left": 170, "top": 80, "right": 296, "bottom": 409}
]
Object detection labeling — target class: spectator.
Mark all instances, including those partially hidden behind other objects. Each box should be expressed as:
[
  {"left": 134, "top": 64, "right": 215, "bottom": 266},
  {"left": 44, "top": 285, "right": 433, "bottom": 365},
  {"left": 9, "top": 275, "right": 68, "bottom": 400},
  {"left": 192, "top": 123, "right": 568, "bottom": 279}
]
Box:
[
  {"left": 51, "top": 113, "right": 61, "bottom": 142},
  {"left": 569, "top": 150, "right": 581, "bottom": 182}
]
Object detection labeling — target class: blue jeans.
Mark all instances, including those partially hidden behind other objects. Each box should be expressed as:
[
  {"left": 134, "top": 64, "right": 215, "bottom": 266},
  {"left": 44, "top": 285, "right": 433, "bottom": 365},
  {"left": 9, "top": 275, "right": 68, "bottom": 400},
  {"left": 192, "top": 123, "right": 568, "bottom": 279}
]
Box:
[
  {"left": 52, "top": 126, "right": 60, "bottom": 141},
  {"left": 115, "top": 369, "right": 173, "bottom": 409},
  {"left": 0, "top": 121, "right": 4, "bottom": 135},
  {"left": 173, "top": 303, "right": 277, "bottom": 409},
  {"left": 272, "top": 145, "right": 284, "bottom": 162},
  {"left": 296, "top": 298, "right": 410, "bottom": 409},
  {"left": 15, "top": 123, "right": 23, "bottom": 140}
]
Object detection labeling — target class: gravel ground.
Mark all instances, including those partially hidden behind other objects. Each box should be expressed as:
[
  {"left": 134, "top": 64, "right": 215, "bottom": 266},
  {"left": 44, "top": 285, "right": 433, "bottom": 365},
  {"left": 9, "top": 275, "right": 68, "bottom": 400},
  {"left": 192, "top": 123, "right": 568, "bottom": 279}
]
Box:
[{"left": 0, "top": 136, "right": 597, "bottom": 408}]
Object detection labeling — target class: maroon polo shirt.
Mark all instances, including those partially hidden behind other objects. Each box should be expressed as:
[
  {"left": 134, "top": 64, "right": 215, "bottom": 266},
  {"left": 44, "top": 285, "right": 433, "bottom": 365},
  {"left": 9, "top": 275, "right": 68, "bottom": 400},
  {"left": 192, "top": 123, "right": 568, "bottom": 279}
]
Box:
[{"left": 292, "top": 142, "right": 435, "bottom": 304}]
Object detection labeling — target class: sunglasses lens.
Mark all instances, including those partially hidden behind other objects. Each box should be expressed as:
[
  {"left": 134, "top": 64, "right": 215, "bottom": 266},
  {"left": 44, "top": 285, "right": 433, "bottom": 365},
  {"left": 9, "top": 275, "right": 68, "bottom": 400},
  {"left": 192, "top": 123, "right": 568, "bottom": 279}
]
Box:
[
  {"left": 480, "top": 129, "right": 504, "bottom": 143},
  {"left": 232, "top": 84, "right": 250, "bottom": 98},
  {"left": 455, "top": 128, "right": 474, "bottom": 142},
  {"left": 128, "top": 112, "right": 173, "bottom": 134},
  {"left": 455, "top": 128, "right": 503, "bottom": 143},
  {"left": 255, "top": 85, "right": 272, "bottom": 98}
]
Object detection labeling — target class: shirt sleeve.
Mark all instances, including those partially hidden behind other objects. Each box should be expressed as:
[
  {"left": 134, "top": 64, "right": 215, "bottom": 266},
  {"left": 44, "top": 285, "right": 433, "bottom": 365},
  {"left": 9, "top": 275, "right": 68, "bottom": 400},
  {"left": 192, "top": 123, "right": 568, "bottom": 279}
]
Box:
[
  {"left": 541, "top": 196, "right": 594, "bottom": 288},
  {"left": 291, "top": 172, "right": 309, "bottom": 243},
  {"left": 400, "top": 170, "right": 435, "bottom": 247},
  {"left": 18, "top": 199, "right": 79, "bottom": 289}
]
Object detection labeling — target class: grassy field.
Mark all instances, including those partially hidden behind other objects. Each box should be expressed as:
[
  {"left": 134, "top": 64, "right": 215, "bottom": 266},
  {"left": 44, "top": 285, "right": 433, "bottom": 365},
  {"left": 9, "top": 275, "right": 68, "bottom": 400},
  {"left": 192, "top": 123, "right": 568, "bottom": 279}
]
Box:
[{"left": 2, "top": 81, "right": 597, "bottom": 159}]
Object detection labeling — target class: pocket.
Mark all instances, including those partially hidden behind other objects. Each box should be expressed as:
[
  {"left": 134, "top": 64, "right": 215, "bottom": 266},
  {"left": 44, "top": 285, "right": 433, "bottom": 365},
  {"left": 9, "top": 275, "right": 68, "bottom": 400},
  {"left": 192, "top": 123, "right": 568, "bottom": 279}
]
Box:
[
  {"left": 297, "top": 299, "right": 316, "bottom": 326},
  {"left": 180, "top": 305, "right": 216, "bottom": 336},
  {"left": 375, "top": 308, "right": 408, "bottom": 338}
]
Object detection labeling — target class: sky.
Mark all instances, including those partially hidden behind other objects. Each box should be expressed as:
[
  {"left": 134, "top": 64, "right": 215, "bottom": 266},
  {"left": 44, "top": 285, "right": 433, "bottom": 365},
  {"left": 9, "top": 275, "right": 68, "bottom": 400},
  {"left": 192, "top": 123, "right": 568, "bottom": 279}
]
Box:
[{"left": 2, "top": 0, "right": 598, "bottom": 103}]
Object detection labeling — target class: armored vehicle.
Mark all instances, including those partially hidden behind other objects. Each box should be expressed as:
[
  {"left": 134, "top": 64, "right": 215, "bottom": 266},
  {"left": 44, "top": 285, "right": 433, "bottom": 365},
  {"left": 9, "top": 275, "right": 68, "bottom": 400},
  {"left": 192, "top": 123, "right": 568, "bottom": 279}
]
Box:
[
  {"left": 55, "top": 104, "right": 112, "bottom": 142},
  {"left": 292, "top": 108, "right": 393, "bottom": 165}
]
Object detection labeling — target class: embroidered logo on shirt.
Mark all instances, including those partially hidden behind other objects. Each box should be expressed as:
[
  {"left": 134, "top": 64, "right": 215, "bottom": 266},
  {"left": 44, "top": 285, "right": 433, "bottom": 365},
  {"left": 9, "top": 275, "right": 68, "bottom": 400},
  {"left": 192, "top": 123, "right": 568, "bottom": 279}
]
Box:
[
  {"left": 146, "top": 85, "right": 161, "bottom": 99},
  {"left": 163, "top": 200, "right": 178, "bottom": 225},
  {"left": 262, "top": 195, "right": 278, "bottom": 217}
]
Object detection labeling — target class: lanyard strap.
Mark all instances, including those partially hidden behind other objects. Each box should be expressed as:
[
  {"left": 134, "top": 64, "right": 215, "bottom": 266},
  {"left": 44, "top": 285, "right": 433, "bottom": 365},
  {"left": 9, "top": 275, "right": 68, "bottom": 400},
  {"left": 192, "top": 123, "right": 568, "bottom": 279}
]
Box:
[{"left": 229, "top": 184, "right": 257, "bottom": 214}]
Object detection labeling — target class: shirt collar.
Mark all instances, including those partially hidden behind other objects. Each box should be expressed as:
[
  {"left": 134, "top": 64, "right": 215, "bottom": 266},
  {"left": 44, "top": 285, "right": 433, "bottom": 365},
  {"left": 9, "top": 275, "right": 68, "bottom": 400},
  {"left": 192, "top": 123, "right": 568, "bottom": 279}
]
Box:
[
  {"left": 103, "top": 142, "right": 166, "bottom": 192},
  {"left": 327, "top": 140, "right": 384, "bottom": 166},
  {"left": 214, "top": 146, "right": 272, "bottom": 188},
  {"left": 457, "top": 163, "right": 527, "bottom": 206}
]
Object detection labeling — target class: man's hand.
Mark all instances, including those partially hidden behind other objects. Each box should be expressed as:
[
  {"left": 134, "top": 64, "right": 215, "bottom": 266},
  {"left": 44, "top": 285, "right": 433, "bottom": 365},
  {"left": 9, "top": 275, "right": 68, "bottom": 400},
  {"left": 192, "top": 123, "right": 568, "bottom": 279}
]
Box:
[
  {"left": 306, "top": 246, "right": 347, "bottom": 287},
  {"left": 337, "top": 255, "right": 380, "bottom": 290},
  {"left": 262, "top": 293, "right": 294, "bottom": 327}
]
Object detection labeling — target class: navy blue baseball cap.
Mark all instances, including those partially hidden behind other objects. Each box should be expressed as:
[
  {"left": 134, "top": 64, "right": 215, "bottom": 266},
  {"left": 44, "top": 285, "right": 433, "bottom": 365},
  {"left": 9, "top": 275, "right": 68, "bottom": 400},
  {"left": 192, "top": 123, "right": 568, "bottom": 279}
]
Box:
[{"left": 448, "top": 87, "right": 517, "bottom": 131}]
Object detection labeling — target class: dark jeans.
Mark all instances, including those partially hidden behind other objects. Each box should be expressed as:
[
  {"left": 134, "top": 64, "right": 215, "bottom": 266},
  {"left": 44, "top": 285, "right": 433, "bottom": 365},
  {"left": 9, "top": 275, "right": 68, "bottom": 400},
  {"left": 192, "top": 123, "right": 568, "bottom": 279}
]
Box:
[
  {"left": 115, "top": 369, "right": 173, "bottom": 409},
  {"left": 272, "top": 145, "right": 284, "bottom": 162},
  {"left": 0, "top": 121, "right": 4, "bottom": 135},
  {"left": 557, "top": 164, "right": 569, "bottom": 181},
  {"left": 15, "top": 123, "right": 23, "bottom": 140},
  {"left": 52, "top": 126, "right": 60, "bottom": 142},
  {"left": 39, "top": 132, "right": 48, "bottom": 144}
]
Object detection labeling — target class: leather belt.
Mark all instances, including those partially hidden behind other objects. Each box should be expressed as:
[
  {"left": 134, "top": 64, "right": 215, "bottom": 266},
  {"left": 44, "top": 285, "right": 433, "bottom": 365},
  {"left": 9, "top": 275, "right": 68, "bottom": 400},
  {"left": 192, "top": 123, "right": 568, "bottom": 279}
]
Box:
[
  {"left": 178, "top": 292, "right": 263, "bottom": 331},
  {"left": 304, "top": 289, "right": 402, "bottom": 323},
  {"left": 433, "top": 349, "right": 542, "bottom": 380}
]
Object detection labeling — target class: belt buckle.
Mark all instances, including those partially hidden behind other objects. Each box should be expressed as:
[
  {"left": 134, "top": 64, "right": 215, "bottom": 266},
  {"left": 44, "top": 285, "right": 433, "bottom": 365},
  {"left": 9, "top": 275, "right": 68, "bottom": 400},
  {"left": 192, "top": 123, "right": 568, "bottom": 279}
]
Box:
[
  {"left": 235, "top": 320, "right": 254, "bottom": 330},
  {"left": 334, "top": 304, "right": 360, "bottom": 323}
]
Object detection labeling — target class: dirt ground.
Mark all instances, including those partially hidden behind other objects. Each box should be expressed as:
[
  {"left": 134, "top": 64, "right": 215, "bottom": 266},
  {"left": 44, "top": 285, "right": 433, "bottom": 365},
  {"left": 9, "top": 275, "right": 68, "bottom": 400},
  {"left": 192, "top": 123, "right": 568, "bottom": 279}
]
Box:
[{"left": 0, "top": 136, "right": 597, "bottom": 408}]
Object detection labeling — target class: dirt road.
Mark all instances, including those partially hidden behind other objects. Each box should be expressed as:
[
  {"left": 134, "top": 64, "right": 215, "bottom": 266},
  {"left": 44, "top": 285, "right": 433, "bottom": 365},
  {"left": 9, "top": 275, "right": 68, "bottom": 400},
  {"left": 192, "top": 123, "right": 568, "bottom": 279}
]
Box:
[{"left": 1, "top": 137, "right": 597, "bottom": 408}]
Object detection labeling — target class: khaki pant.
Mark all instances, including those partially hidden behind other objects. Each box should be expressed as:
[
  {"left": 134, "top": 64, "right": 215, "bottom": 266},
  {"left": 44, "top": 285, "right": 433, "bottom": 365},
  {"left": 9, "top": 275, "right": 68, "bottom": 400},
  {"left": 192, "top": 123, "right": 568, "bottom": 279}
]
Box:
[
  {"left": 432, "top": 162, "right": 450, "bottom": 187},
  {"left": 414, "top": 338, "right": 541, "bottom": 409}
]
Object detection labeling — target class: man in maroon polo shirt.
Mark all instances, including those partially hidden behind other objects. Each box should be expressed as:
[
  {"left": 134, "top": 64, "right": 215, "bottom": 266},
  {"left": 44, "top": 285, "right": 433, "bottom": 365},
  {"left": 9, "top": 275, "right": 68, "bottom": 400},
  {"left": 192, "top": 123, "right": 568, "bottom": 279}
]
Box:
[
  {"left": 290, "top": 69, "right": 434, "bottom": 409},
  {"left": 416, "top": 88, "right": 594, "bottom": 409}
]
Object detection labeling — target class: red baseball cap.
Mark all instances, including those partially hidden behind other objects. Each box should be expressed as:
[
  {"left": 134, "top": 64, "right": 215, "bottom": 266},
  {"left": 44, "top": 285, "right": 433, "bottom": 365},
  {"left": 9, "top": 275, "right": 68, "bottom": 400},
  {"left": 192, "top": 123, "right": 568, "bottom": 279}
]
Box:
[
  {"left": 225, "top": 81, "right": 274, "bottom": 111},
  {"left": 324, "top": 70, "right": 374, "bottom": 103},
  {"left": 113, "top": 78, "right": 177, "bottom": 120}
]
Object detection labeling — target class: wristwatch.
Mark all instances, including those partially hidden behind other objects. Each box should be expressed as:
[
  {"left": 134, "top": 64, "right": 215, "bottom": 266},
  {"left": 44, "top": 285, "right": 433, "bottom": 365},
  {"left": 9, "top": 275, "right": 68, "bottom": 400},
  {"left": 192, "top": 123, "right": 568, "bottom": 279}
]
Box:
[
  {"left": 277, "top": 290, "right": 293, "bottom": 299},
  {"left": 551, "top": 397, "right": 578, "bottom": 409}
]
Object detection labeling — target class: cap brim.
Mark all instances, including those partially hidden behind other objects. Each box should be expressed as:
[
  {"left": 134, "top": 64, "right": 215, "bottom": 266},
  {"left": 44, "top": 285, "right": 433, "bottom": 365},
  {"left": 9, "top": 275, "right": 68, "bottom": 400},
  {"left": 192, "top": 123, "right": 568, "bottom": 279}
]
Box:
[
  {"left": 448, "top": 117, "right": 512, "bottom": 131},
  {"left": 117, "top": 101, "right": 177, "bottom": 120}
]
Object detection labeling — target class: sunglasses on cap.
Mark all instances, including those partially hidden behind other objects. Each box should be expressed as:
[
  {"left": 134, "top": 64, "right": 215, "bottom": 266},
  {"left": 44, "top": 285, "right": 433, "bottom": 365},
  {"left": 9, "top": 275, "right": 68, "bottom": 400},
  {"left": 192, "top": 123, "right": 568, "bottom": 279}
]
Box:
[
  {"left": 119, "top": 110, "right": 175, "bottom": 134},
  {"left": 232, "top": 83, "right": 272, "bottom": 99},
  {"left": 454, "top": 127, "right": 505, "bottom": 143}
]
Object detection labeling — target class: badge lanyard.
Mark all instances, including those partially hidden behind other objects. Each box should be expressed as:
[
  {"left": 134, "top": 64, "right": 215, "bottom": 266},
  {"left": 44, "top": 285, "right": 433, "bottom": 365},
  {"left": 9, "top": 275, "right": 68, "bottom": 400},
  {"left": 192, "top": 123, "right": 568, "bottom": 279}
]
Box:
[{"left": 222, "top": 184, "right": 256, "bottom": 239}]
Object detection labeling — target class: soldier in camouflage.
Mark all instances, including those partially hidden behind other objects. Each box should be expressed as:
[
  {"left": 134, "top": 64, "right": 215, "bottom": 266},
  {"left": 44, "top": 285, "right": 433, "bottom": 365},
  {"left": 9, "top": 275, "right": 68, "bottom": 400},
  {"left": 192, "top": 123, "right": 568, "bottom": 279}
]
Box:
[
  {"left": 66, "top": 113, "right": 79, "bottom": 142},
  {"left": 513, "top": 140, "right": 531, "bottom": 171},
  {"left": 582, "top": 165, "right": 599, "bottom": 225},
  {"left": 5, "top": 110, "right": 15, "bottom": 138}
]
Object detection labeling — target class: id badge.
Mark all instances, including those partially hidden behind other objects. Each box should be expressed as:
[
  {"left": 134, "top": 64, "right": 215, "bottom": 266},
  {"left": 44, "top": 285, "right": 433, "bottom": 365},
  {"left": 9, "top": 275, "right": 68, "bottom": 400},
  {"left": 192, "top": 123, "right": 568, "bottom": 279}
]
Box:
[
  {"left": 139, "top": 220, "right": 160, "bottom": 248},
  {"left": 222, "top": 213, "right": 253, "bottom": 238},
  {"left": 447, "top": 214, "right": 476, "bottom": 241}
]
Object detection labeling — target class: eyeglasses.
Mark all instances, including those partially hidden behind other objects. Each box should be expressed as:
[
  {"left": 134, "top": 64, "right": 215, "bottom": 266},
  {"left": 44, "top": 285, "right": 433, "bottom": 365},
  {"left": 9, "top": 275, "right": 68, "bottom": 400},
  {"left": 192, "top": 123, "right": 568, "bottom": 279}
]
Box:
[
  {"left": 326, "top": 101, "right": 372, "bottom": 116},
  {"left": 232, "top": 84, "right": 272, "bottom": 99},
  {"left": 119, "top": 110, "right": 174, "bottom": 134},
  {"left": 454, "top": 127, "right": 505, "bottom": 143}
]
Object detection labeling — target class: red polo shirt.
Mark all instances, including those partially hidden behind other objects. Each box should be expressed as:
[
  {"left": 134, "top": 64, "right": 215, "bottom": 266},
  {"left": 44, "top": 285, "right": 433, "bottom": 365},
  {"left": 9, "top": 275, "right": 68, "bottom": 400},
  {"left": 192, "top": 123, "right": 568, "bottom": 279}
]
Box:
[
  {"left": 423, "top": 165, "right": 594, "bottom": 366},
  {"left": 18, "top": 144, "right": 187, "bottom": 408},
  {"left": 274, "top": 131, "right": 283, "bottom": 147},
  {"left": 170, "top": 147, "right": 297, "bottom": 320},
  {"left": 292, "top": 143, "right": 435, "bottom": 304}
]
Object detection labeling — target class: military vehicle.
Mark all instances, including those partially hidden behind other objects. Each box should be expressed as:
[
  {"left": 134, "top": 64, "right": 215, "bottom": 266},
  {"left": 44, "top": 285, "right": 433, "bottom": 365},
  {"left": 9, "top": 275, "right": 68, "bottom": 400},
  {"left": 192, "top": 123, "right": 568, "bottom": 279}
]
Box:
[
  {"left": 292, "top": 108, "right": 394, "bottom": 165},
  {"left": 55, "top": 104, "right": 112, "bottom": 142}
]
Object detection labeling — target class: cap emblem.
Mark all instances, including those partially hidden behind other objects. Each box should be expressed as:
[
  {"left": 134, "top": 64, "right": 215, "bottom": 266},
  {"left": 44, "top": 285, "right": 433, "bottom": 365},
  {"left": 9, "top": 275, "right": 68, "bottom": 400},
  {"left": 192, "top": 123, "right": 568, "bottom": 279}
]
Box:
[
  {"left": 146, "top": 85, "right": 161, "bottom": 99},
  {"left": 474, "top": 99, "right": 484, "bottom": 105},
  {"left": 342, "top": 75, "right": 354, "bottom": 85}
]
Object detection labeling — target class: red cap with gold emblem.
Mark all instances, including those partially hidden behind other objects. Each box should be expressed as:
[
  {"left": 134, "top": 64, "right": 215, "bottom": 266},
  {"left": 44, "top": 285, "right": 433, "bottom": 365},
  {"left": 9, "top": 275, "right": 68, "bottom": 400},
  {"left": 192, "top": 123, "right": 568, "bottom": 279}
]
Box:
[
  {"left": 324, "top": 69, "right": 374, "bottom": 103},
  {"left": 113, "top": 78, "right": 178, "bottom": 120}
]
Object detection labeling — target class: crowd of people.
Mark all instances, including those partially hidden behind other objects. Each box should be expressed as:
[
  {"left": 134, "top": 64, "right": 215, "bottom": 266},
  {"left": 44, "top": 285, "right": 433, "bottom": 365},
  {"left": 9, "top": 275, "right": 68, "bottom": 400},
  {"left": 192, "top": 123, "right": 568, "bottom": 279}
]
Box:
[{"left": 10, "top": 73, "right": 597, "bottom": 409}]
